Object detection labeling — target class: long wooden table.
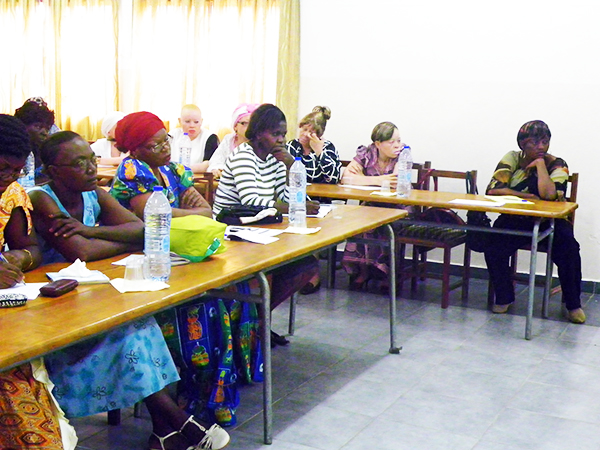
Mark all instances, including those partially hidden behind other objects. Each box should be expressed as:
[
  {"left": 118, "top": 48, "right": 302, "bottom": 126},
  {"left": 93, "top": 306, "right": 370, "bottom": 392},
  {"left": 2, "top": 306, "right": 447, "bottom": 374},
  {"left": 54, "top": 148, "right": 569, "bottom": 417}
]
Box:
[
  {"left": 0, "top": 204, "right": 406, "bottom": 444},
  {"left": 308, "top": 183, "right": 578, "bottom": 339}
]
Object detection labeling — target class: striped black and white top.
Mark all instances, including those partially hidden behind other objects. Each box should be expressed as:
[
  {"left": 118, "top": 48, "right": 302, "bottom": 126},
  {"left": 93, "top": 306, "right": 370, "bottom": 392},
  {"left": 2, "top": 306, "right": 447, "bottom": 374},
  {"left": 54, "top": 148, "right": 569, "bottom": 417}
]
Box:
[
  {"left": 213, "top": 142, "right": 289, "bottom": 216},
  {"left": 286, "top": 139, "right": 342, "bottom": 184}
]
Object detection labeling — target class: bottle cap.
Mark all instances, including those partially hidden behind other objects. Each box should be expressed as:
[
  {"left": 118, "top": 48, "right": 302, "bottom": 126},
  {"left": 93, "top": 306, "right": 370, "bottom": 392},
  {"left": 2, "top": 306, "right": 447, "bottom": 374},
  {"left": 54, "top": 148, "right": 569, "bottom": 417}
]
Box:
[
  {"left": 153, "top": 186, "right": 164, "bottom": 192},
  {"left": 295, "top": 157, "right": 301, "bottom": 161}
]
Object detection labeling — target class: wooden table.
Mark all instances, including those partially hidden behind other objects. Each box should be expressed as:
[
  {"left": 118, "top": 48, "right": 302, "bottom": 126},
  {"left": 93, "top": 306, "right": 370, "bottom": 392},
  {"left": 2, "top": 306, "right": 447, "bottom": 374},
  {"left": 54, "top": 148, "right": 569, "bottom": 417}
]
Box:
[
  {"left": 307, "top": 184, "right": 578, "bottom": 339},
  {"left": 0, "top": 204, "right": 406, "bottom": 444}
]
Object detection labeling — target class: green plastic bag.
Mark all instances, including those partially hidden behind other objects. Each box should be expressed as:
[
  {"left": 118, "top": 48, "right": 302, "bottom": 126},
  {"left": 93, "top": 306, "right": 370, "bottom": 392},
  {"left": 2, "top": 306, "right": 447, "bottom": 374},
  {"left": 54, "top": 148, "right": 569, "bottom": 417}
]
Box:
[{"left": 170, "top": 215, "right": 227, "bottom": 262}]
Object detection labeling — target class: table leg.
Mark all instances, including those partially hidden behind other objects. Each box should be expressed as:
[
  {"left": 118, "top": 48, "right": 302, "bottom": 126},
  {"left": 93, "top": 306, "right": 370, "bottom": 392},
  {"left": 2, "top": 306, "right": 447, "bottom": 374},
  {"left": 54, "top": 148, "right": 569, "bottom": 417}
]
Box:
[
  {"left": 257, "top": 271, "right": 273, "bottom": 445},
  {"left": 526, "top": 219, "right": 541, "bottom": 340},
  {"left": 542, "top": 219, "right": 555, "bottom": 319},
  {"left": 384, "top": 224, "right": 401, "bottom": 354}
]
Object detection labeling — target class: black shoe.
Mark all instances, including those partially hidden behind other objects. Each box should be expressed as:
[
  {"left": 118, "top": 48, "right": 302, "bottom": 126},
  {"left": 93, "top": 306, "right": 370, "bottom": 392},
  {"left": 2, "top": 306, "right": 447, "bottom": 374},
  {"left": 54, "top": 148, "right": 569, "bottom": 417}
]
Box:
[
  {"left": 299, "top": 280, "right": 321, "bottom": 295},
  {"left": 271, "top": 330, "right": 289, "bottom": 347}
]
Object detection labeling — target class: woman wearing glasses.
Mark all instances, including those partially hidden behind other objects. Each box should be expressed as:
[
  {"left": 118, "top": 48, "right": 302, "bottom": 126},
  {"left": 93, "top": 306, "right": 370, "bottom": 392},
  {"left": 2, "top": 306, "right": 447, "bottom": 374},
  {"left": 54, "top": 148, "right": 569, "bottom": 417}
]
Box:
[
  {"left": 110, "top": 111, "right": 212, "bottom": 219},
  {"left": 28, "top": 131, "right": 144, "bottom": 263},
  {"left": 484, "top": 120, "right": 585, "bottom": 323},
  {"left": 27, "top": 130, "right": 230, "bottom": 450}
]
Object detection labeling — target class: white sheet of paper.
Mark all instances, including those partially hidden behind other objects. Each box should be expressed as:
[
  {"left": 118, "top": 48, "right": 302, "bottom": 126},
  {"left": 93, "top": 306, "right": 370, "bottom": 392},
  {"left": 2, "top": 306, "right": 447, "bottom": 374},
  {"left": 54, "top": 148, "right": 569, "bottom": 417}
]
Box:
[
  {"left": 225, "top": 226, "right": 282, "bottom": 244},
  {"left": 484, "top": 195, "right": 534, "bottom": 205},
  {"left": 339, "top": 184, "right": 380, "bottom": 191},
  {"left": 46, "top": 271, "right": 110, "bottom": 284},
  {"left": 283, "top": 226, "right": 321, "bottom": 235},
  {"left": 0, "top": 282, "right": 47, "bottom": 300},
  {"left": 283, "top": 204, "right": 333, "bottom": 219}
]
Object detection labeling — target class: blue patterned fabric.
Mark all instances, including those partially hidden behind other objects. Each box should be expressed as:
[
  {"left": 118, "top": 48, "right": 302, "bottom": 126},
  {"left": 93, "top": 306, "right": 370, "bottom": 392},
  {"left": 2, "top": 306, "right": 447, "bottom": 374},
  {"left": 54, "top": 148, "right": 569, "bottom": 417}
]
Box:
[
  {"left": 110, "top": 157, "right": 194, "bottom": 209},
  {"left": 29, "top": 184, "right": 101, "bottom": 264},
  {"left": 44, "top": 317, "right": 180, "bottom": 418}
]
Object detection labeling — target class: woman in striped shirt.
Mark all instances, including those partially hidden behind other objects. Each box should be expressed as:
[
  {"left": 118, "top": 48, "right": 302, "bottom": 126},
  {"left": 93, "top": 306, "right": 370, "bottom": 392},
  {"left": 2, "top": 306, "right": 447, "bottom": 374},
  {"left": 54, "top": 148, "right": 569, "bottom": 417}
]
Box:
[{"left": 213, "top": 104, "right": 320, "bottom": 346}]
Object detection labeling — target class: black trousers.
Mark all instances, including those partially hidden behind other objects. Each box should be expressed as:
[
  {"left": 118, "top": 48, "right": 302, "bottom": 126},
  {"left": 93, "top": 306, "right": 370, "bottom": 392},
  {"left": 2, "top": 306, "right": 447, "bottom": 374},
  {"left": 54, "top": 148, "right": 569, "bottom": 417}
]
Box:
[{"left": 484, "top": 214, "right": 582, "bottom": 310}]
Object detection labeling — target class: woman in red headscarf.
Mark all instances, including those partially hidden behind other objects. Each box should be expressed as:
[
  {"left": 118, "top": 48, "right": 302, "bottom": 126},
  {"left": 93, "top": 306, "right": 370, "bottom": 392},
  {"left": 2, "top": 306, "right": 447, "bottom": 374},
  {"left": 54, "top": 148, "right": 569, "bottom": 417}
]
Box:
[{"left": 110, "top": 111, "right": 212, "bottom": 219}]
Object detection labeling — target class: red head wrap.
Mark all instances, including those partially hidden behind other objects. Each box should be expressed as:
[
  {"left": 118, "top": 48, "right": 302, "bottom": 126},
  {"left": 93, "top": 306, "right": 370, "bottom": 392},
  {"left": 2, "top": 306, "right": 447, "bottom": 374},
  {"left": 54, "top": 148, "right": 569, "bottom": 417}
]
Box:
[{"left": 115, "top": 111, "right": 165, "bottom": 152}]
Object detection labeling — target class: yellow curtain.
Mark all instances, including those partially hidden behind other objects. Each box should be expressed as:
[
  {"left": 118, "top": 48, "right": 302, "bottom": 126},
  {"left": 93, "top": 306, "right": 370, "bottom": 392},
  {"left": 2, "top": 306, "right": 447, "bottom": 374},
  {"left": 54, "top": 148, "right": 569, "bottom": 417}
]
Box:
[
  {"left": 0, "top": 0, "right": 285, "bottom": 141},
  {"left": 276, "top": 0, "right": 300, "bottom": 140}
]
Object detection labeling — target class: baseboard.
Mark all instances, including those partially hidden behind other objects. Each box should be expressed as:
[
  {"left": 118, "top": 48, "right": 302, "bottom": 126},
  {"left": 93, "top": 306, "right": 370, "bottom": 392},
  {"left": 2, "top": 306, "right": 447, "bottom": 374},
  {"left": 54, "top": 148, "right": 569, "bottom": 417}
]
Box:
[{"left": 333, "top": 250, "right": 597, "bottom": 294}]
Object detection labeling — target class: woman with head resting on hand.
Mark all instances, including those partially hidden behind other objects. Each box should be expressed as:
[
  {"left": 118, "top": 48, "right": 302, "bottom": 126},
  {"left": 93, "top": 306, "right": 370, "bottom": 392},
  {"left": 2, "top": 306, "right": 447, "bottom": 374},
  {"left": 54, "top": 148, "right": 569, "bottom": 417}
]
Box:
[
  {"left": 213, "top": 103, "right": 320, "bottom": 346},
  {"left": 286, "top": 105, "right": 341, "bottom": 184},
  {"left": 484, "top": 120, "right": 585, "bottom": 324},
  {"left": 109, "top": 111, "right": 212, "bottom": 219},
  {"left": 0, "top": 114, "right": 62, "bottom": 450},
  {"left": 28, "top": 130, "right": 230, "bottom": 450}
]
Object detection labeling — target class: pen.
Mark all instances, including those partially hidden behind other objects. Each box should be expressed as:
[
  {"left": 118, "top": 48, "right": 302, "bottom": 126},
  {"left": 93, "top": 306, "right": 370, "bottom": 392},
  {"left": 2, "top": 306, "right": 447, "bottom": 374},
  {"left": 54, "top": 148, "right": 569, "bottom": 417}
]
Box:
[{"left": 0, "top": 253, "right": 9, "bottom": 264}]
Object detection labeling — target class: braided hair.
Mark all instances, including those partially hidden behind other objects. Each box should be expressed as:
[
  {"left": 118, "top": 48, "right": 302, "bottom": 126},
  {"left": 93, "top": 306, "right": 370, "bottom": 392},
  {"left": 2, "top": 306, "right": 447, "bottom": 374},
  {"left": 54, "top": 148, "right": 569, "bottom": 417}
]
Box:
[{"left": 0, "top": 114, "right": 33, "bottom": 159}]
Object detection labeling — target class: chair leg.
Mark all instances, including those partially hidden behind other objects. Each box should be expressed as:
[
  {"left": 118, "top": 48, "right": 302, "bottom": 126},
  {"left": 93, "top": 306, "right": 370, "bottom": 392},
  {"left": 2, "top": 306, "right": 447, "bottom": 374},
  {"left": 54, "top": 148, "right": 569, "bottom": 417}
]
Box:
[
  {"left": 107, "top": 409, "right": 121, "bottom": 425},
  {"left": 462, "top": 245, "right": 471, "bottom": 301},
  {"left": 397, "top": 242, "right": 407, "bottom": 293},
  {"left": 134, "top": 402, "right": 143, "bottom": 418},
  {"left": 288, "top": 293, "right": 297, "bottom": 336},
  {"left": 411, "top": 245, "right": 420, "bottom": 291},
  {"left": 487, "top": 279, "right": 495, "bottom": 309},
  {"left": 441, "top": 248, "right": 451, "bottom": 309}
]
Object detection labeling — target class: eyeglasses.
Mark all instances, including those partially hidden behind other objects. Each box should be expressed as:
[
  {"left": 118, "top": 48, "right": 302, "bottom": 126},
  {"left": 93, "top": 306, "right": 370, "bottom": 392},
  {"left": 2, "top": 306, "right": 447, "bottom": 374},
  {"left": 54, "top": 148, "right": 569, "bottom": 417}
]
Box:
[
  {"left": 52, "top": 155, "right": 99, "bottom": 171},
  {"left": 523, "top": 138, "right": 550, "bottom": 147},
  {"left": 0, "top": 165, "right": 26, "bottom": 181},
  {"left": 147, "top": 134, "right": 172, "bottom": 153}
]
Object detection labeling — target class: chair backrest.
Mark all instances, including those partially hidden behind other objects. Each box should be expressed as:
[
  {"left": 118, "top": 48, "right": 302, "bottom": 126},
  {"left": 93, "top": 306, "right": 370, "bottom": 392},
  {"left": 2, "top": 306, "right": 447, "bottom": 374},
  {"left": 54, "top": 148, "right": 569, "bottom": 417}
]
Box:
[
  {"left": 565, "top": 172, "right": 579, "bottom": 224},
  {"left": 193, "top": 172, "right": 216, "bottom": 206},
  {"left": 416, "top": 168, "right": 477, "bottom": 195}
]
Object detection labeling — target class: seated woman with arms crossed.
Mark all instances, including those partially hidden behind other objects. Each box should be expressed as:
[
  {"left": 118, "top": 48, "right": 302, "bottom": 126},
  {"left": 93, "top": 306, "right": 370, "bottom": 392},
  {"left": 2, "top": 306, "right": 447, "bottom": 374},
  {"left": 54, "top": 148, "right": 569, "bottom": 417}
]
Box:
[
  {"left": 28, "top": 131, "right": 230, "bottom": 450},
  {"left": 484, "top": 120, "right": 585, "bottom": 324},
  {"left": 109, "top": 111, "right": 212, "bottom": 218},
  {"left": 213, "top": 103, "right": 320, "bottom": 346}
]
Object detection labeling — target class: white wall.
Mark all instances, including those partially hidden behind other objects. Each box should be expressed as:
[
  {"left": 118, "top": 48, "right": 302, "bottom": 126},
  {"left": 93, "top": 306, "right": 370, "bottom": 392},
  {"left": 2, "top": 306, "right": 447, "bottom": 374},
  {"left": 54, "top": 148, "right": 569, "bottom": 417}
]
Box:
[{"left": 299, "top": 0, "right": 600, "bottom": 281}]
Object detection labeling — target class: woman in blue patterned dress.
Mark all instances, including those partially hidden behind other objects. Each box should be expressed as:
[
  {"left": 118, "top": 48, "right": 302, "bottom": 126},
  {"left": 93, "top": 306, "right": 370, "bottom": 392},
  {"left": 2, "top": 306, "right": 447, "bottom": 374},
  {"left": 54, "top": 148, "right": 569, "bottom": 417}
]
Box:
[{"left": 29, "top": 131, "right": 230, "bottom": 450}]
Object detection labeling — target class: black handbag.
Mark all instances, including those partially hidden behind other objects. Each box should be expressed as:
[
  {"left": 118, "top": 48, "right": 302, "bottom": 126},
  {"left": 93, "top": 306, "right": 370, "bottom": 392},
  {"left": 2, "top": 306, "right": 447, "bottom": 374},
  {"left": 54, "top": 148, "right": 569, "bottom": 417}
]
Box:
[
  {"left": 465, "top": 173, "right": 491, "bottom": 252},
  {"left": 215, "top": 204, "right": 283, "bottom": 225}
]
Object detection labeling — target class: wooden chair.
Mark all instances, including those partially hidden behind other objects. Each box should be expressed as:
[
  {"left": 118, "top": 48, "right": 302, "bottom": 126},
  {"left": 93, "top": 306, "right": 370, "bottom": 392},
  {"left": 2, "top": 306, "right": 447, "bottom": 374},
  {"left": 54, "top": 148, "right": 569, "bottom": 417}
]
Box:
[
  {"left": 395, "top": 168, "right": 477, "bottom": 308},
  {"left": 193, "top": 172, "right": 216, "bottom": 206},
  {"left": 487, "top": 173, "right": 579, "bottom": 314}
]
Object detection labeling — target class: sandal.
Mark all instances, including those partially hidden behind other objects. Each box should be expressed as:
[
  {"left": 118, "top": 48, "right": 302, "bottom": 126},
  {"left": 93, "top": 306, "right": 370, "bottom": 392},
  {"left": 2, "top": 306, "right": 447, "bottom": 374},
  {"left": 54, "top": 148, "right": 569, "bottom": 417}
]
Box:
[
  {"left": 150, "top": 430, "right": 189, "bottom": 450},
  {"left": 179, "top": 415, "right": 230, "bottom": 450}
]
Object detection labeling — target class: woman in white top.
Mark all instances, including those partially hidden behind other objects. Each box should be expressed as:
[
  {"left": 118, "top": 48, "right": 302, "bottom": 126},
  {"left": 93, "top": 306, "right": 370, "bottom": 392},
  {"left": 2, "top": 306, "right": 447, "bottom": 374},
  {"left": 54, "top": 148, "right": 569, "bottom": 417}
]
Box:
[
  {"left": 207, "top": 103, "right": 259, "bottom": 179},
  {"left": 90, "top": 111, "right": 127, "bottom": 165}
]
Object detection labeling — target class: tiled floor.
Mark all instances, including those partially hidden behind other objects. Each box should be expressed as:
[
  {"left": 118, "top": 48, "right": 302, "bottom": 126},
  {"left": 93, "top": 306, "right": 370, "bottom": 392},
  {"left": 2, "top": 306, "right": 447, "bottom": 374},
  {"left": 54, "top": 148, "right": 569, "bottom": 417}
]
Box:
[{"left": 72, "top": 272, "right": 600, "bottom": 450}]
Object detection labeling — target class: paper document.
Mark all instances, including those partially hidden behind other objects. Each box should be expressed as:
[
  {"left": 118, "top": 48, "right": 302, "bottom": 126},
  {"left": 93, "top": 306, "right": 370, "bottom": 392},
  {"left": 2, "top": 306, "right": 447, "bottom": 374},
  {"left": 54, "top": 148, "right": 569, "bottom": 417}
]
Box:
[
  {"left": 0, "top": 282, "right": 47, "bottom": 300},
  {"left": 225, "top": 226, "right": 283, "bottom": 245},
  {"left": 284, "top": 204, "right": 333, "bottom": 219},
  {"left": 485, "top": 195, "right": 534, "bottom": 205},
  {"left": 339, "top": 184, "right": 380, "bottom": 191}
]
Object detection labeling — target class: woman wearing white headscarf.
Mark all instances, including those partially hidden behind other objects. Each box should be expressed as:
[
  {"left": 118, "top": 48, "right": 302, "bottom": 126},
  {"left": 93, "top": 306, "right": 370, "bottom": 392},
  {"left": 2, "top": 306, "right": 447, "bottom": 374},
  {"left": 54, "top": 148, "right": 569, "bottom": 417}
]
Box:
[{"left": 90, "top": 111, "right": 127, "bottom": 165}]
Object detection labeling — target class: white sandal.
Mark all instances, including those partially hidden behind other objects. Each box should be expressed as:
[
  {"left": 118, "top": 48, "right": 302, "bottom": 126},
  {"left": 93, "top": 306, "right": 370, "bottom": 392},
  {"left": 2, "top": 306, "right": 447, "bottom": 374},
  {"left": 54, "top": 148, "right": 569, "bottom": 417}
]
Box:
[{"left": 179, "top": 416, "right": 230, "bottom": 450}]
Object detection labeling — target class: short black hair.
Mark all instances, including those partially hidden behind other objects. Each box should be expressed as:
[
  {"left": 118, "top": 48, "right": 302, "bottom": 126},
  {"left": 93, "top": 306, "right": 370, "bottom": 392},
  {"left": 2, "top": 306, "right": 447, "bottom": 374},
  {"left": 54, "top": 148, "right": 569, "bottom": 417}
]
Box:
[
  {"left": 39, "top": 131, "right": 81, "bottom": 166},
  {"left": 14, "top": 101, "right": 55, "bottom": 128},
  {"left": 0, "top": 114, "right": 33, "bottom": 159},
  {"left": 245, "top": 104, "right": 286, "bottom": 140}
]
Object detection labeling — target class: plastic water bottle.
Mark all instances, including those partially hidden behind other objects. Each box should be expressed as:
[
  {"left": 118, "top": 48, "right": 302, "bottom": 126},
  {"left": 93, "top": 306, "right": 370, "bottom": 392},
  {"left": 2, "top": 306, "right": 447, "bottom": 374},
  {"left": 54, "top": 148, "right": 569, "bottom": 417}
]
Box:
[
  {"left": 288, "top": 157, "right": 307, "bottom": 228},
  {"left": 144, "top": 186, "right": 172, "bottom": 281},
  {"left": 179, "top": 133, "right": 192, "bottom": 167},
  {"left": 18, "top": 152, "right": 35, "bottom": 188},
  {"left": 396, "top": 145, "right": 413, "bottom": 198}
]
